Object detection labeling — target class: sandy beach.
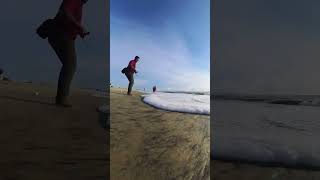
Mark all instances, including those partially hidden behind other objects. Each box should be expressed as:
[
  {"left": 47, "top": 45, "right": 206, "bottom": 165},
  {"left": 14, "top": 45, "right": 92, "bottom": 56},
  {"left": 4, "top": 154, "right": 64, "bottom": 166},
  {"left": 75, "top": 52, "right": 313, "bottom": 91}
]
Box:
[
  {"left": 110, "top": 88, "right": 210, "bottom": 180},
  {"left": 0, "top": 81, "right": 108, "bottom": 180},
  {"left": 5, "top": 82, "right": 320, "bottom": 180}
]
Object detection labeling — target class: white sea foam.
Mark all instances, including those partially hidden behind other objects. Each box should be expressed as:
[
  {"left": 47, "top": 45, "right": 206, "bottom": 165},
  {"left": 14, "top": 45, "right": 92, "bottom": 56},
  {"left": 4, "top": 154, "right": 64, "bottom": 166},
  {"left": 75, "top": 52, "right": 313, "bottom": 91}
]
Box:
[
  {"left": 142, "top": 92, "right": 210, "bottom": 115},
  {"left": 212, "top": 99, "right": 320, "bottom": 168}
]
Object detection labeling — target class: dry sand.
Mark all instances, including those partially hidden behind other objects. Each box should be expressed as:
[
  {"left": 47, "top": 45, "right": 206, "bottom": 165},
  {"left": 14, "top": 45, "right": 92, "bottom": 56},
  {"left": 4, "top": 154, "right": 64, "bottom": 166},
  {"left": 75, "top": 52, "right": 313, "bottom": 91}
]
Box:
[
  {"left": 0, "top": 81, "right": 108, "bottom": 180},
  {"left": 110, "top": 88, "right": 210, "bottom": 180}
]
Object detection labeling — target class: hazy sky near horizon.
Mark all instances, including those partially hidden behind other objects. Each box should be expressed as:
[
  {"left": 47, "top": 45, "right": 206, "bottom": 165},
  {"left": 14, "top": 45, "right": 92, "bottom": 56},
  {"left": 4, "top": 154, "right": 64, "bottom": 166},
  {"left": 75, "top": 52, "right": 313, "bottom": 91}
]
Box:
[
  {"left": 0, "top": 1, "right": 107, "bottom": 89},
  {"left": 214, "top": 0, "right": 320, "bottom": 95},
  {"left": 110, "top": 0, "right": 210, "bottom": 91}
]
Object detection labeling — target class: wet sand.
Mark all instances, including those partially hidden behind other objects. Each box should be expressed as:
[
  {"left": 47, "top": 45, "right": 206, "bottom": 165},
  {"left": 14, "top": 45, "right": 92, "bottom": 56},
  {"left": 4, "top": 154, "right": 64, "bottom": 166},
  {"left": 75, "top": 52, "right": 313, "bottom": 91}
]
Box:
[
  {"left": 110, "top": 88, "right": 210, "bottom": 180},
  {"left": 212, "top": 160, "right": 320, "bottom": 180},
  {"left": 0, "top": 81, "right": 108, "bottom": 180}
]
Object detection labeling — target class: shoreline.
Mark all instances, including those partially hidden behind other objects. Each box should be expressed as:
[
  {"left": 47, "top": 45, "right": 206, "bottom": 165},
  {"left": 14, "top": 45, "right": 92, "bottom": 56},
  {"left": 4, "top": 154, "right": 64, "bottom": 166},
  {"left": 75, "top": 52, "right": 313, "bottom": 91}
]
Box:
[{"left": 141, "top": 90, "right": 210, "bottom": 116}]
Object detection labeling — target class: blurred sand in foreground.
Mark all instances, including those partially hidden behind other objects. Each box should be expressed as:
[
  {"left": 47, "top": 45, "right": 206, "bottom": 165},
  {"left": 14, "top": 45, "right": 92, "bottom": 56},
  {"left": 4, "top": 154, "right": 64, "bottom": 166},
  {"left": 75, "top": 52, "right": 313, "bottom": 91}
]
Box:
[
  {"left": 110, "top": 88, "right": 210, "bottom": 180},
  {"left": 0, "top": 81, "right": 108, "bottom": 180}
]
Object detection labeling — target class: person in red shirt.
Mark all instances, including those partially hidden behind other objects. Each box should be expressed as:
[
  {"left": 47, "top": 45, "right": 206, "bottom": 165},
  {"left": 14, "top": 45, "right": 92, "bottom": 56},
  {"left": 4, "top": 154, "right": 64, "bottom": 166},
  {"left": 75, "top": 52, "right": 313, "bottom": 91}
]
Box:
[
  {"left": 48, "top": 0, "right": 90, "bottom": 107},
  {"left": 124, "top": 56, "right": 140, "bottom": 95}
]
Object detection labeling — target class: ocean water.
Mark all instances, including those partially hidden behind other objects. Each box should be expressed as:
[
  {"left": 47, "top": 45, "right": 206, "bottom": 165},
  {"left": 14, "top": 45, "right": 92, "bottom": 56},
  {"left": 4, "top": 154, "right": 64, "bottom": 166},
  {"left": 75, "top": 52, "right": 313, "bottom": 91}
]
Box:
[
  {"left": 142, "top": 92, "right": 210, "bottom": 115},
  {"left": 212, "top": 99, "right": 320, "bottom": 168}
]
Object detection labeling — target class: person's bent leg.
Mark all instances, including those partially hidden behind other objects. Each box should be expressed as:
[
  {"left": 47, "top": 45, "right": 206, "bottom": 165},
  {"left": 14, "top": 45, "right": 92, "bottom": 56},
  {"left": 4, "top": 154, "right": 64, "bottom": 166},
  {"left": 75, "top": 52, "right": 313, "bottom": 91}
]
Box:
[
  {"left": 48, "top": 35, "right": 77, "bottom": 106},
  {"left": 58, "top": 39, "right": 77, "bottom": 98},
  {"left": 128, "top": 74, "right": 134, "bottom": 95},
  {"left": 125, "top": 73, "right": 131, "bottom": 95}
]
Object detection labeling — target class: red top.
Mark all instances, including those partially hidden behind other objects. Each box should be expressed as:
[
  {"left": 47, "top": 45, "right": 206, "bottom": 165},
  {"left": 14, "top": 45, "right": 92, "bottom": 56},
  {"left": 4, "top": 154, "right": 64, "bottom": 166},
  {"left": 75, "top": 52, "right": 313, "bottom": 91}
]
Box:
[
  {"left": 54, "top": 0, "right": 83, "bottom": 40},
  {"left": 127, "top": 60, "right": 138, "bottom": 74}
]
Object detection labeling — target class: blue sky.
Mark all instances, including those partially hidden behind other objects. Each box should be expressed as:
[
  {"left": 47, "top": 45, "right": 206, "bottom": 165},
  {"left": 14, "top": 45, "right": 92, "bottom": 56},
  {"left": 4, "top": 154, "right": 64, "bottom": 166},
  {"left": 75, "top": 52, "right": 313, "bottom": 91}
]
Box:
[{"left": 110, "top": 0, "right": 210, "bottom": 91}]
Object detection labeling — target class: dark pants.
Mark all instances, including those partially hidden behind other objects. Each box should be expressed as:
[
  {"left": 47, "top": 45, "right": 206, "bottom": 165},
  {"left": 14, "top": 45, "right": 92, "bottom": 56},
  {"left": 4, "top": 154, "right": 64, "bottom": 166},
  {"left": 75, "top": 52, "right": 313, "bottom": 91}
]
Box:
[
  {"left": 48, "top": 33, "right": 77, "bottom": 99},
  {"left": 125, "top": 73, "right": 134, "bottom": 94}
]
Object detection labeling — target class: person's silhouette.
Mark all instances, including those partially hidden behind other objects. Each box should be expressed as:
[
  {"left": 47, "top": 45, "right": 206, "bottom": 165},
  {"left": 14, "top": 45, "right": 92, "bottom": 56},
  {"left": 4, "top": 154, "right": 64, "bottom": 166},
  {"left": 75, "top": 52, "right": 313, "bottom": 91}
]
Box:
[
  {"left": 0, "top": 69, "right": 4, "bottom": 81},
  {"left": 124, "top": 56, "right": 140, "bottom": 95},
  {"left": 48, "top": 0, "right": 90, "bottom": 107}
]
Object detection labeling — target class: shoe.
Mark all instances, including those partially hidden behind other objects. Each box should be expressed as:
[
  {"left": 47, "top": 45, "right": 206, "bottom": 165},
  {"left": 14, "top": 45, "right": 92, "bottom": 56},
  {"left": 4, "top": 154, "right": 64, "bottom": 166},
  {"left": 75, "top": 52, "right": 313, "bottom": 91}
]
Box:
[{"left": 56, "top": 96, "right": 72, "bottom": 107}]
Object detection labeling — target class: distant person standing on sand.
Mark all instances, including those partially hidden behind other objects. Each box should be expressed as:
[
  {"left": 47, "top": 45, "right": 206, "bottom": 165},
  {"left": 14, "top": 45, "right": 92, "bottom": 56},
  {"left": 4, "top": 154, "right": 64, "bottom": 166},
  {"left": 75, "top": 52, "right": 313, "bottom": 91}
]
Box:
[
  {"left": 48, "top": 0, "right": 90, "bottom": 107},
  {"left": 122, "top": 56, "right": 140, "bottom": 95}
]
